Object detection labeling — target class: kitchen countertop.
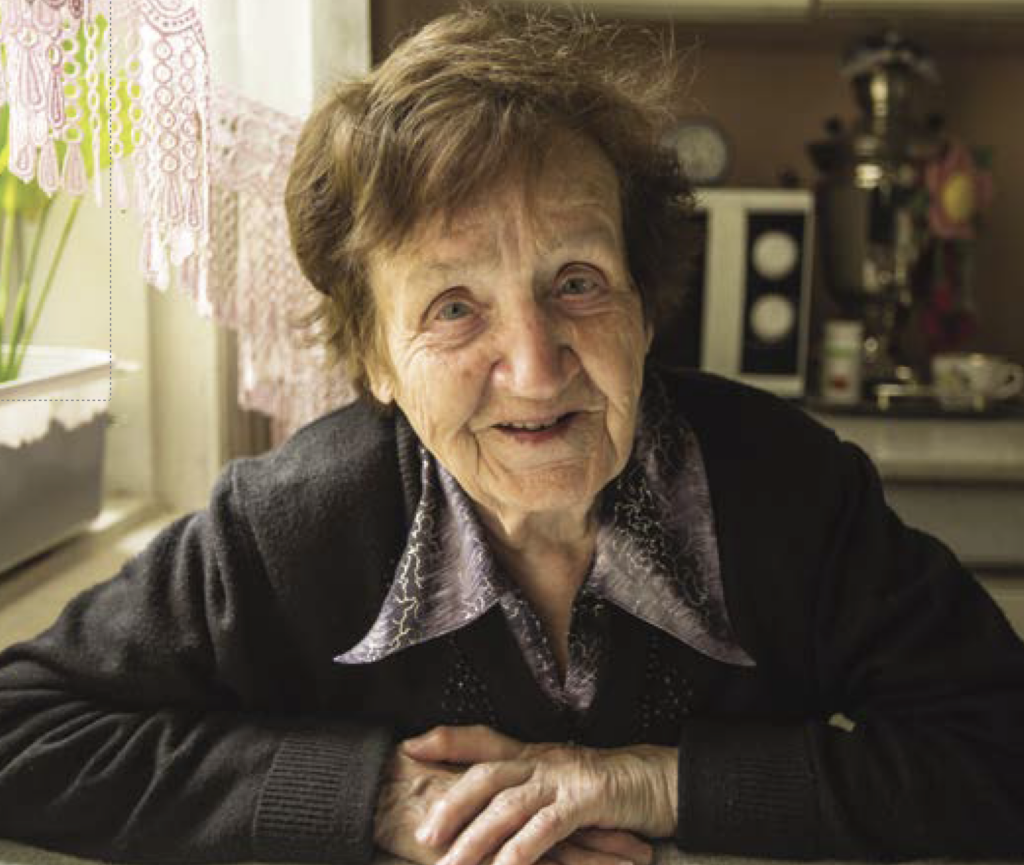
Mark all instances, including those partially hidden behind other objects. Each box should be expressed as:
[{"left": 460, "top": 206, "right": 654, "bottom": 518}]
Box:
[
  {"left": 1, "top": 839, "right": 1020, "bottom": 865},
  {"left": 808, "top": 409, "right": 1024, "bottom": 484}
]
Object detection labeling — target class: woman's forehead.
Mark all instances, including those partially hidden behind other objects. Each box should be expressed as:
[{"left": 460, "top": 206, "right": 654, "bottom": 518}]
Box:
[
  {"left": 405, "top": 142, "right": 623, "bottom": 257},
  {"left": 394, "top": 201, "right": 622, "bottom": 284}
]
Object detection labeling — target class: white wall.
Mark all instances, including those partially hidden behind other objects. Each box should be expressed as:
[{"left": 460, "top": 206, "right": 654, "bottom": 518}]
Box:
[
  {"left": 203, "top": 0, "right": 371, "bottom": 113},
  {"left": 312, "top": 0, "right": 373, "bottom": 94}
]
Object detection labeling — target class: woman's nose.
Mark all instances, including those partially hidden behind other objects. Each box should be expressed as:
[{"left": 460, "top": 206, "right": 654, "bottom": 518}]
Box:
[{"left": 492, "top": 303, "right": 579, "bottom": 399}]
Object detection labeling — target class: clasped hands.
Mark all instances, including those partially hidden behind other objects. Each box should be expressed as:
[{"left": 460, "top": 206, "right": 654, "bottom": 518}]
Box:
[{"left": 373, "top": 724, "right": 677, "bottom": 865}]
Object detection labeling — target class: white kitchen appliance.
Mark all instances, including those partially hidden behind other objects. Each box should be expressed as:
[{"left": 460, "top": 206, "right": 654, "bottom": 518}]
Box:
[{"left": 664, "top": 187, "right": 815, "bottom": 398}]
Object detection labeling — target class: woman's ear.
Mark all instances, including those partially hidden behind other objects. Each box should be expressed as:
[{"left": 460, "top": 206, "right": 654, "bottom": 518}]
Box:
[
  {"left": 367, "top": 366, "right": 395, "bottom": 405},
  {"left": 631, "top": 276, "right": 654, "bottom": 355},
  {"left": 365, "top": 304, "right": 396, "bottom": 404}
]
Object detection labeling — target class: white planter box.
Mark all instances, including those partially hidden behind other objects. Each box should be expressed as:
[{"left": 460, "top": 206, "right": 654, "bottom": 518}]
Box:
[{"left": 0, "top": 347, "right": 111, "bottom": 574}]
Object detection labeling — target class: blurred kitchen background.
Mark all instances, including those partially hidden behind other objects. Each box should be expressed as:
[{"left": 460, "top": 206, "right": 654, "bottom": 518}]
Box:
[{"left": 1, "top": 0, "right": 1023, "bottom": 646}]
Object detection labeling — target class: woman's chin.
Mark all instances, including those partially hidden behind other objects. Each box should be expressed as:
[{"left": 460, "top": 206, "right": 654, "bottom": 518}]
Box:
[{"left": 474, "top": 462, "right": 605, "bottom": 520}]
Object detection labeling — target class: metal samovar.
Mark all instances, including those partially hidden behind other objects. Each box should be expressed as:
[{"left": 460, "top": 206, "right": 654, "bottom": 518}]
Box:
[{"left": 809, "top": 31, "right": 942, "bottom": 393}]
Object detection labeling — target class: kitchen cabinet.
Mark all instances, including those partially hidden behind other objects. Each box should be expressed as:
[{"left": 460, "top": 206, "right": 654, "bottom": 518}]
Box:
[
  {"left": 510, "top": 0, "right": 810, "bottom": 19},
  {"left": 817, "top": 0, "right": 1024, "bottom": 15},
  {"left": 814, "top": 411, "right": 1024, "bottom": 639},
  {"left": 514, "top": 0, "right": 1024, "bottom": 19}
]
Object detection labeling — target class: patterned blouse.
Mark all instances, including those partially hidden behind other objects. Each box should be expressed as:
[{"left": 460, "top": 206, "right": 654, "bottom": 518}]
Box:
[{"left": 335, "top": 377, "right": 753, "bottom": 715}]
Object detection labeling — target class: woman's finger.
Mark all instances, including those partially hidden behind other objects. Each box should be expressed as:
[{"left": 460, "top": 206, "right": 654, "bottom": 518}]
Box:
[
  {"left": 438, "top": 785, "right": 555, "bottom": 865},
  {"left": 419, "top": 760, "right": 533, "bottom": 846},
  {"left": 548, "top": 840, "right": 639, "bottom": 865},
  {"left": 491, "top": 803, "right": 576, "bottom": 865},
  {"left": 568, "top": 829, "right": 654, "bottom": 865},
  {"left": 404, "top": 725, "right": 526, "bottom": 764}
]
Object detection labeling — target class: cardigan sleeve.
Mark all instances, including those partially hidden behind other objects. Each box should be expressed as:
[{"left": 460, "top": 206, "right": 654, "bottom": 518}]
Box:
[
  {"left": 0, "top": 463, "right": 393, "bottom": 865},
  {"left": 674, "top": 438, "right": 1024, "bottom": 861}
]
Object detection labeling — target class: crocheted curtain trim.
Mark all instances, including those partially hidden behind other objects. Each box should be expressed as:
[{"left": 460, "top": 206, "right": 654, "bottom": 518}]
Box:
[
  {"left": 2, "top": 0, "right": 209, "bottom": 288},
  {"left": 1, "top": 0, "right": 356, "bottom": 433},
  {"left": 203, "top": 84, "right": 357, "bottom": 433}
]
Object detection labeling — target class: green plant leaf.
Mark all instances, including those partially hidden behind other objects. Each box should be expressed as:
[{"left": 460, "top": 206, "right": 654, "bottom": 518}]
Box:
[{"left": 0, "top": 110, "right": 51, "bottom": 219}]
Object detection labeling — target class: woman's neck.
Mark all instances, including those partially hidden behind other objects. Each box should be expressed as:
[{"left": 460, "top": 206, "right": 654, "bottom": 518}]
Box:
[
  {"left": 477, "top": 502, "right": 597, "bottom": 586},
  {"left": 477, "top": 503, "right": 599, "bottom": 680}
]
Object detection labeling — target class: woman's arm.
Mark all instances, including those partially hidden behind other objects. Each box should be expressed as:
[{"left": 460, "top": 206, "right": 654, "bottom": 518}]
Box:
[
  {"left": 672, "top": 438, "right": 1024, "bottom": 860},
  {"left": 0, "top": 464, "right": 392, "bottom": 864}
]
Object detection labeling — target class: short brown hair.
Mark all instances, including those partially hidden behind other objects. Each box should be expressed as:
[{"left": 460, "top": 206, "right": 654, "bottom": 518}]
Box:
[{"left": 285, "top": 3, "right": 695, "bottom": 401}]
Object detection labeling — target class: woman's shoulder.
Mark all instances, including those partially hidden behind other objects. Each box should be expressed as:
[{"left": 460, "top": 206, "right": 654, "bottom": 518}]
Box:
[
  {"left": 218, "top": 399, "right": 409, "bottom": 560},
  {"left": 651, "top": 364, "right": 840, "bottom": 457},
  {"left": 239, "top": 399, "right": 399, "bottom": 489},
  {"left": 648, "top": 364, "right": 850, "bottom": 517}
]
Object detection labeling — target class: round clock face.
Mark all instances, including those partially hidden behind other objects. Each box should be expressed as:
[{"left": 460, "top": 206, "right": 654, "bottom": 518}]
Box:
[{"left": 665, "top": 119, "right": 730, "bottom": 186}]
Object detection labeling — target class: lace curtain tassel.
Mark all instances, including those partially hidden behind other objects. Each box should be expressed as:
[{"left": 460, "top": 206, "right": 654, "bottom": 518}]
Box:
[
  {"left": 62, "top": 141, "right": 87, "bottom": 197},
  {"left": 112, "top": 159, "right": 131, "bottom": 211},
  {"left": 37, "top": 138, "right": 60, "bottom": 196}
]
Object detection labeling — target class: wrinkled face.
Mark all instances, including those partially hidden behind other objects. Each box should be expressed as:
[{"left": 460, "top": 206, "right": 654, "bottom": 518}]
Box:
[{"left": 367, "top": 136, "right": 650, "bottom": 522}]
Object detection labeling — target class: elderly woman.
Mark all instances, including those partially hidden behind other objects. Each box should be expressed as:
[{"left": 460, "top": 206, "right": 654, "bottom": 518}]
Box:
[{"left": 1, "top": 7, "right": 1024, "bottom": 865}]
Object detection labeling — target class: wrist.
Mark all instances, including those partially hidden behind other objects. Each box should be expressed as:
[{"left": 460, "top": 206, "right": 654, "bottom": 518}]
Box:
[{"left": 602, "top": 744, "right": 678, "bottom": 838}]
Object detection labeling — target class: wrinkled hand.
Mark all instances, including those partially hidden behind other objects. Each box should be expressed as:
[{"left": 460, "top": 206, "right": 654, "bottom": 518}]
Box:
[
  {"left": 373, "top": 746, "right": 462, "bottom": 864},
  {"left": 397, "top": 725, "right": 677, "bottom": 865},
  {"left": 374, "top": 744, "right": 658, "bottom": 865}
]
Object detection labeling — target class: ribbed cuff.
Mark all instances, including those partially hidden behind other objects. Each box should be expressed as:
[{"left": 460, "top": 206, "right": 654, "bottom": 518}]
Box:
[
  {"left": 254, "top": 724, "right": 392, "bottom": 864},
  {"left": 676, "top": 718, "right": 817, "bottom": 860}
]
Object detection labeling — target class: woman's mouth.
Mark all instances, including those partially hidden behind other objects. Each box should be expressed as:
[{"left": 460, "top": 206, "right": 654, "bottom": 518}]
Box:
[{"left": 495, "top": 412, "right": 576, "bottom": 442}]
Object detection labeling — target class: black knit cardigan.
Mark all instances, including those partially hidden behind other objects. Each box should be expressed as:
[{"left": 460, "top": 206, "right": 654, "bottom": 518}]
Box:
[{"left": 1, "top": 369, "right": 1023, "bottom": 864}]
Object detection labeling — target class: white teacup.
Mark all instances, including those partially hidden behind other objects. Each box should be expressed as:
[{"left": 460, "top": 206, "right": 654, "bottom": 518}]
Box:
[{"left": 931, "top": 352, "right": 1024, "bottom": 411}]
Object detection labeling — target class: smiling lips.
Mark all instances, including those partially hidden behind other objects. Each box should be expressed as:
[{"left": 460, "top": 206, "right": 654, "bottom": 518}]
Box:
[
  {"left": 498, "top": 416, "right": 564, "bottom": 431},
  {"left": 493, "top": 412, "right": 577, "bottom": 441}
]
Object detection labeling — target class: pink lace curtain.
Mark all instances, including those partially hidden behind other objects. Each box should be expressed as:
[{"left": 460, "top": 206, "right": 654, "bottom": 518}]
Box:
[
  {"left": 1, "top": 0, "right": 355, "bottom": 434},
  {"left": 203, "top": 85, "right": 357, "bottom": 432}
]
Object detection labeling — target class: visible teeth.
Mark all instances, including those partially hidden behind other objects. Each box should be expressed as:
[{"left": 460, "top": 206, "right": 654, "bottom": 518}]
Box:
[{"left": 506, "top": 418, "right": 559, "bottom": 431}]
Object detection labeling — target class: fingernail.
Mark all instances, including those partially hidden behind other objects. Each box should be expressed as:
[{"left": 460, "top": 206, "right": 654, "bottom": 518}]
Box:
[{"left": 415, "top": 824, "right": 433, "bottom": 845}]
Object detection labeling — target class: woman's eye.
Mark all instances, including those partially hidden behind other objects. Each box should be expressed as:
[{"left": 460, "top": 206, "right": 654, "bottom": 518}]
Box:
[
  {"left": 435, "top": 299, "right": 472, "bottom": 321},
  {"left": 558, "top": 274, "right": 600, "bottom": 296}
]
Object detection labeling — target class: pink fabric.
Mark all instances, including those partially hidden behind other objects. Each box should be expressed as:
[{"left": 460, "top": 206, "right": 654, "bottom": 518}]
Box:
[
  {"left": 1, "top": 0, "right": 357, "bottom": 434},
  {"left": 1, "top": 0, "right": 209, "bottom": 288},
  {"left": 201, "top": 85, "right": 357, "bottom": 434}
]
